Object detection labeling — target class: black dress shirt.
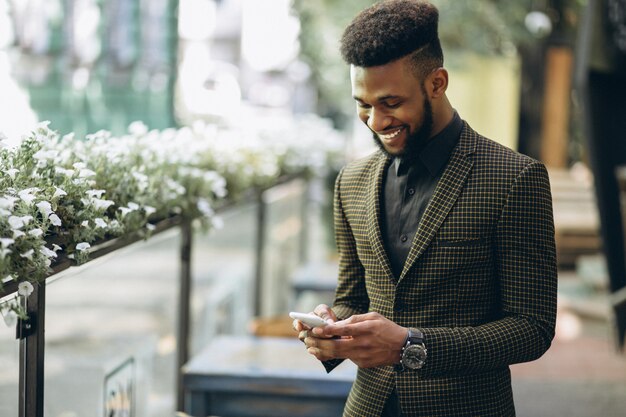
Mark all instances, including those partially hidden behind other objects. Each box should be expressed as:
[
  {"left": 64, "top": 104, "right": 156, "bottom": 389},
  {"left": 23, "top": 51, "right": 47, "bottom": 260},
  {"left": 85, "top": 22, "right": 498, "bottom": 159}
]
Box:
[{"left": 381, "top": 112, "right": 463, "bottom": 278}]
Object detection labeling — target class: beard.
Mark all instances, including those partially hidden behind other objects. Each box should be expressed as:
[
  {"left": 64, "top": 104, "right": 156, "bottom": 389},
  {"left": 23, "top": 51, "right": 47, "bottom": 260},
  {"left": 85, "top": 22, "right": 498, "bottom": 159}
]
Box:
[{"left": 371, "top": 96, "right": 433, "bottom": 159}]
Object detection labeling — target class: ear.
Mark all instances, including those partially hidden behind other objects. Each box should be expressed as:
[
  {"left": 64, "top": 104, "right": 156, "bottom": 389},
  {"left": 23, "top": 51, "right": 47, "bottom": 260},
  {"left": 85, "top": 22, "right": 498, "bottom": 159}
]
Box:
[{"left": 426, "top": 68, "right": 448, "bottom": 99}]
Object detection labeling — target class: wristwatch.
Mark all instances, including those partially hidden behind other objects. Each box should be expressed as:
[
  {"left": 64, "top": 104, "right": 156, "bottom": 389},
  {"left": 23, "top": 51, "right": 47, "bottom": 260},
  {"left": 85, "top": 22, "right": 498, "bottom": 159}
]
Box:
[{"left": 399, "top": 328, "right": 427, "bottom": 371}]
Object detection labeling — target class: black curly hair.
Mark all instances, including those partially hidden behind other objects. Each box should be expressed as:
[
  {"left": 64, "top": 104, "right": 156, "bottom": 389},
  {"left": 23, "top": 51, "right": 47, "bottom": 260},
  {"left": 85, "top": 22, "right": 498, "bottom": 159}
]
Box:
[{"left": 340, "top": 0, "right": 443, "bottom": 80}]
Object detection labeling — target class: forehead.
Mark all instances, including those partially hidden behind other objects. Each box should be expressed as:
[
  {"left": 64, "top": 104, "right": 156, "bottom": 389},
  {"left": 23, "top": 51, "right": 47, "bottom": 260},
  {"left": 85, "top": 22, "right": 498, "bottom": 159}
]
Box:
[{"left": 350, "top": 58, "right": 421, "bottom": 99}]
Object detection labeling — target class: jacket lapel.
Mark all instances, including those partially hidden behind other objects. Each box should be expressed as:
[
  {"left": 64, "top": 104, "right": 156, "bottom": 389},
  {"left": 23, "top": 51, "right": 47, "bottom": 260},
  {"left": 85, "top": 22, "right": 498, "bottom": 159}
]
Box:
[
  {"left": 399, "top": 123, "right": 477, "bottom": 281},
  {"left": 367, "top": 152, "right": 395, "bottom": 281}
]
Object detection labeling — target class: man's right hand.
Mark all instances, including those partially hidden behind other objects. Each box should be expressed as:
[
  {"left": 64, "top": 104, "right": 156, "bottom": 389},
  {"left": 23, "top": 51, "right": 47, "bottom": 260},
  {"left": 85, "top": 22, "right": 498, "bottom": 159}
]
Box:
[{"left": 294, "top": 304, "right": 337, "bottom": 341}]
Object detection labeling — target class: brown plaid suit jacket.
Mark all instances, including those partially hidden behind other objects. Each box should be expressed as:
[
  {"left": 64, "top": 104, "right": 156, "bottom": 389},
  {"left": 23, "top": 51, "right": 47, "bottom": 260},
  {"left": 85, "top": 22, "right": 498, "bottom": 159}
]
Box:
[{"left": 329, "top": 122, "right": 557, "bottom": 416}]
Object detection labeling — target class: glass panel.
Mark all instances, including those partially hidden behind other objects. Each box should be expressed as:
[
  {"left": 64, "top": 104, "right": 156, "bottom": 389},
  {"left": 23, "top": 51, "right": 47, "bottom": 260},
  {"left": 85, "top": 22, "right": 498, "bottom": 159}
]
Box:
[
  {"left": 0, "top": 294, "right": 20, "bottom": 417},
  {"left": 261, "top": 179, "right": 307, "bottom": 317},
  {"left": 44, "top": 229, "right": 181, "bottom": 417},
  {"left": 190, "top": 201, "right": 258, "bottom": 356}
]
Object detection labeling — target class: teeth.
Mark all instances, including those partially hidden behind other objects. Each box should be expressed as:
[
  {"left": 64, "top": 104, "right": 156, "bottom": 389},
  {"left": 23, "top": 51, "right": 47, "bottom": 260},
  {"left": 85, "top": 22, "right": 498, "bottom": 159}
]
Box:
[{"left": 379, "top": 128, "right": 402, "bottom": 140}]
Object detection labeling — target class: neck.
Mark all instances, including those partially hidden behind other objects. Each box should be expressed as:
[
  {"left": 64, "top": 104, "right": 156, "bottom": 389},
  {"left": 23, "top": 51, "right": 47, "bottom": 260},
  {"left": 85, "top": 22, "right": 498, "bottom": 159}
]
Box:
[{"left": 430, "top": 95, "right": 455, "bottom": 138}]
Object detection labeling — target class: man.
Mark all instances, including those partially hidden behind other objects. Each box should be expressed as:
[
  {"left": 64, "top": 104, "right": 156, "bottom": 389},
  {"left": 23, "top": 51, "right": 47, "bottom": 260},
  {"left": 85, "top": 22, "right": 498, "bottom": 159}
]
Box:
[{"left": 294, "top": 1, "right": 557, "bottom": 416}]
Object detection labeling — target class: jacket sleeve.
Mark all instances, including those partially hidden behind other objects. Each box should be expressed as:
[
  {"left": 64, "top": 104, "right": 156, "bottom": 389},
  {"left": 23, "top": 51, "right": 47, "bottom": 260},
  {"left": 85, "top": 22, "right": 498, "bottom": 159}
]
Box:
[
  {"left": 417, "top": 161, "right": 558, "bottom": 378},
  {"left": 331, "top": 167, "right": 370, "bottom": 320},
  {"left": 322, "top": 167, "right": 370, "bottom": 373}
]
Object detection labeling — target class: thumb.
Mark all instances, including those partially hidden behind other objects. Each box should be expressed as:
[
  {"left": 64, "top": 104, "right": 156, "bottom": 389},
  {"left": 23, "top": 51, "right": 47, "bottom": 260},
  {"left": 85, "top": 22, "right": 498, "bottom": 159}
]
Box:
[{"left": 313, "top": 304, "right": 337, "bottom": 323}]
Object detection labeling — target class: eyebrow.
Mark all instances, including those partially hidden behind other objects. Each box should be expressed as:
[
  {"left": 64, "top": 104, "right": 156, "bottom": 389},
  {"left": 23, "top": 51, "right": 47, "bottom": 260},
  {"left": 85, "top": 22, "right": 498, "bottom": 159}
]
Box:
[{"left": 353, "top": 94, "right": 402, "bottom": 102}]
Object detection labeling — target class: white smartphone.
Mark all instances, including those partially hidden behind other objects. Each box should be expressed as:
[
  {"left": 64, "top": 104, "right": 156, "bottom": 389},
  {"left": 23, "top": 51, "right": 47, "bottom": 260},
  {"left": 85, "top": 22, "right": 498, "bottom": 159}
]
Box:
[{"left": 289, "top": 312, "right": 329, "bottom": 328}]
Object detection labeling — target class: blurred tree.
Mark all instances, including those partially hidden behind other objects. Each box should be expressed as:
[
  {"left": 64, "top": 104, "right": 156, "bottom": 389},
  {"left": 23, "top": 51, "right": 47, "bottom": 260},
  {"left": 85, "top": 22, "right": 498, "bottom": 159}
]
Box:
[
  {"left": 291, "top": 0, "right": 374, "bottom": 129},
  {"left": 292, "top": 0, "right": 584, "bottom": 141}
]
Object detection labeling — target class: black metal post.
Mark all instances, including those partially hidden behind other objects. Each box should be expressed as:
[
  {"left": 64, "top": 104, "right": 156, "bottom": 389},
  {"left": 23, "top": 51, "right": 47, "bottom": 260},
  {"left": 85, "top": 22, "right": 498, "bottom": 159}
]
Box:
[
  {"left": 254, "top": 190, "right": 267, "bottom": 317},
  {"left": 19, "top": 282, "right": 45, "bottom": 417},
  {"left": 299, "top": 179, "right": 310, "bottom": 265},
  {"left": 177, "top": 218, "right": 193, "bottom": 410}
]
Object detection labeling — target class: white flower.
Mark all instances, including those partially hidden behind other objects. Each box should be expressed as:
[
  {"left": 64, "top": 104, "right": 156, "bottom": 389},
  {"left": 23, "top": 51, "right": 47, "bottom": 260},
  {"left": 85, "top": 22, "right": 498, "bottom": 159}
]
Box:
[
  {"left": 94, "top": 218, "right": 107, "bottom": 229},
  {"left": 36, "top": 201, "right": 53, "bottom": 217},
  {"left": 40, "top": 246, "right": 57, "bottom": 259},
  {"left": 20, "top": 249, "right": 34, "bottom": 260},
  {"left": 132, "top": 172, "right": 148, "bottom": 183},
  {"left": 118, "top": 207, "right": 132, "bottom": 218},
  {"left": 8, "top": 216, "right": 26, "bottom": 230},
  {"left": 128, "top": 121, "right": 148, "bottom": 136},
  {"left": 146, "top": 223, "right": 156, "bottom": 231},
  {"left": 28, "top": 228, "right": 44, "bottom": 237},
  {"left": 55, "top": 167, "right": 75, "bottom": 177},
  {"left": 6, "top": 168, "right": 19, "bottom": 180},
  {"left": 0, "top": 196, "right": 18, "bottom": 209},
  {"left": 18, "top": 281, "right": 34, "bottom": 297},
  {"left": 2, "top": 309, "right": 17, "bottom": 327},
  {"left": 49, "top": 214, "right": 62, "bottom": 226},
  {"left": 81, "top": 220, "right": 89, "bottom": 227},
  {"left": 127, "top": 202, "right": 139, "bottom": 210},
  {"left": 53, "top": 187, "right": 67, "bottom": 198},
  {"left": 95, "top": 198, "right": 115, "bottom": 211},
  {"left": 13, "top": 230, "right": 25, "bottom": 239},
  {"left": 85, "top": 189, "right": 106, "bottom": 198},
  {"left": 76, "top": 242, "right": 90, "bottom": 251},
  {"left": 52, "top": 244, "right": 62, "bottom": 252},
  {"left": 197, "top": 199, "right": 214, "bottom": 217},
  {"left": 72, "top": 162, "right": 86, "bottom": 170},
  {"left": 0, "top": 238, "right": 14, "bottom": 249},
  {"left": 143, "top": 205, "right": 156, "bottom": 216},
  {"left": 18, "top": 189, "right": 38, "bottom": 205},
  {"left": 33, "top": 149, "right": 58, "bottom": 162},
  {"left": 78, "top": 169, "right": 96, "bottom": 178},
  {"left": 0, "top": 248, "right": 12, "bottom": 258}
]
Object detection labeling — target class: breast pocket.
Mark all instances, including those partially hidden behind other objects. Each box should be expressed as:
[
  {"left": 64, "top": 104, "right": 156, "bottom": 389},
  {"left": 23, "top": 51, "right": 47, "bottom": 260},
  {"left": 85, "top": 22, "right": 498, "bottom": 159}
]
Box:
[
  {"left": 435, "top": 237, "right": 488, "bottom": 248},
  {"left": 428, "top": 237, "right": 492, "bottom": 270}
]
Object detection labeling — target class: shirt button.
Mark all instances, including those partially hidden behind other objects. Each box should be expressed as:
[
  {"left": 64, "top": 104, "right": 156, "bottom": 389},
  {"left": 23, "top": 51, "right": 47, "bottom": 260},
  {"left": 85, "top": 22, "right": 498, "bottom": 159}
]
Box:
[
  {"left": 408, "top": 188, "right": 415, "bottom": 196},
  {"left": 400, "top": 234, "right": 408, "bottom": 243},
  {"left": 395, "top": 301, "right": 405, "bottom": 312}
]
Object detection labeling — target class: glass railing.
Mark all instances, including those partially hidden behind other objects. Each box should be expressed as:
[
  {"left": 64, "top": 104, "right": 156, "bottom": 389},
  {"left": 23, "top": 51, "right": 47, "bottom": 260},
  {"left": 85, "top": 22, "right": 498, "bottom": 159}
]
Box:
[{"left": 0, "top": 175, "right": 314, "bottom": 417}]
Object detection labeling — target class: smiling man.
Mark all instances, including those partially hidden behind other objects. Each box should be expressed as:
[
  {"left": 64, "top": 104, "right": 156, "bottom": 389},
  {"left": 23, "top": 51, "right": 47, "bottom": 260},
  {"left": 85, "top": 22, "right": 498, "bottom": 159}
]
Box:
[{"left": 294, "top": 1, "right": 557, "bottom": 416}]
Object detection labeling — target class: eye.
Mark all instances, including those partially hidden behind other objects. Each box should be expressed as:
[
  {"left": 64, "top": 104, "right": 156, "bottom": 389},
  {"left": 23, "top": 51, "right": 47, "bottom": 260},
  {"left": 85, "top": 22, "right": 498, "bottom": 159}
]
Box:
[
  {"left": 356, "top": 101, "right": 371, "bottom": 109},
  {"left": 384, "top": 101, "right": 401, "bottom": 109}
]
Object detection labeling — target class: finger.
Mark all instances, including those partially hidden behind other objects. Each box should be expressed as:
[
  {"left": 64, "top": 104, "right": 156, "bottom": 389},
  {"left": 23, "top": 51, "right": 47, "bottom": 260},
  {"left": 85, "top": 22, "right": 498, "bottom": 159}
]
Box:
[
  {"left": 320, "top": 320, "right": 369, "bottom": 337},
  {"left": 305, "top": 338, "right": 337, "bottom": 360},
  {"left": 313, "top": 304, "right": 336, "bottom": 323},
  {"left": 298, "top": 329, "right": 311, "bottom": 342}
]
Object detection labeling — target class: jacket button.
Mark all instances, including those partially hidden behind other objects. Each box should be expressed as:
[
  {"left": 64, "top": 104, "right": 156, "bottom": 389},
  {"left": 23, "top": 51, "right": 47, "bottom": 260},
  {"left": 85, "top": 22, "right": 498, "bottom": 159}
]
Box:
[{"left": 395, "top": 301, "right": 405, "bottom": 312}]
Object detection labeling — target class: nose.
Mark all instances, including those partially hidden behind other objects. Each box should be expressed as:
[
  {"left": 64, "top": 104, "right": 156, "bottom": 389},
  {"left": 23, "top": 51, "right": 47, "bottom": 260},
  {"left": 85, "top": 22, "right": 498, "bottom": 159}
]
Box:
[{"left": 366, "top": 108, "right": 391, "bottom": 132}]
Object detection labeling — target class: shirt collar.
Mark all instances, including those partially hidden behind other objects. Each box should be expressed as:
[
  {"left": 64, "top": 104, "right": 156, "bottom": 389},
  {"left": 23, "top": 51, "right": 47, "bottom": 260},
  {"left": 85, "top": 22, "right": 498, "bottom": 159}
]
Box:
[{"left": 394, "top": 111, "right": 463, "bottom": 177}]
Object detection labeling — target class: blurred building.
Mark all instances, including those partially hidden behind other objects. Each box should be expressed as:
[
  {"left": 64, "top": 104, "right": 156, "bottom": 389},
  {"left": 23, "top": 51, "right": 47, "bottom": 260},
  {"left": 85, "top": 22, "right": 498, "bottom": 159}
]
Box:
[{"left": 0, "top": 0, "right": 317, "bottom": 139}]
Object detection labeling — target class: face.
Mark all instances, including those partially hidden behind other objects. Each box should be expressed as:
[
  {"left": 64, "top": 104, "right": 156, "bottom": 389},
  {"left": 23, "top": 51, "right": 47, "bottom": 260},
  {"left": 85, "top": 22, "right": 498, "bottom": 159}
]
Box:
[{"left": 351, "top": 58, "right": 433, "bottom": 157}]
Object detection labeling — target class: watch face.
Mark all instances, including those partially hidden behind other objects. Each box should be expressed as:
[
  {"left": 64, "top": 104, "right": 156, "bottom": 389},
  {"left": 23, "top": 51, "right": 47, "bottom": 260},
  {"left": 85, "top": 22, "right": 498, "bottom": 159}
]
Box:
[{"left": 402, "top": 344, "right": 427, "bottom": 369}]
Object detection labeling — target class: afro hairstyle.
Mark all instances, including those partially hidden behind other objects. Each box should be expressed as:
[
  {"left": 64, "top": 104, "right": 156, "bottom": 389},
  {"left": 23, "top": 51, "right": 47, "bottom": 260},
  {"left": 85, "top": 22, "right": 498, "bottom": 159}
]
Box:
[{"left": 340, "top": 0, "right": 443, "bottom": 79}]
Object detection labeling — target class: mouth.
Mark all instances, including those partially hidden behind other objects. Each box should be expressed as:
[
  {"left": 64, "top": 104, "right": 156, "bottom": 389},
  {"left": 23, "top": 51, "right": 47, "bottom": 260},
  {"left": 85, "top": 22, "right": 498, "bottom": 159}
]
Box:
[{"left": 378, "top": 127, "right": 404, "bottom": 141}]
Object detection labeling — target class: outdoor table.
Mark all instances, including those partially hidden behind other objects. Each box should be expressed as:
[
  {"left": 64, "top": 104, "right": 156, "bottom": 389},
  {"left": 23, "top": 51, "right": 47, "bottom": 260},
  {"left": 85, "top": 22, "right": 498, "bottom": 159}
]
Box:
[{"left": 182, "top": 335, "right": 356, "bottom": 417}]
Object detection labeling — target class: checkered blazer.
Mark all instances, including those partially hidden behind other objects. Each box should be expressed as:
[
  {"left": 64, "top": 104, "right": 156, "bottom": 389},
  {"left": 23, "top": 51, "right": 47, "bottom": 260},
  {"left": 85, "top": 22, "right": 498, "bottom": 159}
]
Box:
[{"left": 330, "top": 122, "right": 557, "bottom": 416}]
